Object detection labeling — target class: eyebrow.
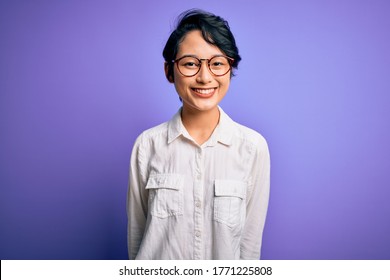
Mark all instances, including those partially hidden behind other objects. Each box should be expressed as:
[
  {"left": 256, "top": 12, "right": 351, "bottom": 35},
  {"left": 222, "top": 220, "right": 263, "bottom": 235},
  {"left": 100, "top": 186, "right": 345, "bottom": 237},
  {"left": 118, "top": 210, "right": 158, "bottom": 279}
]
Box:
[{"left": 178, "top": 54, "right": 225, "bottom": 59}]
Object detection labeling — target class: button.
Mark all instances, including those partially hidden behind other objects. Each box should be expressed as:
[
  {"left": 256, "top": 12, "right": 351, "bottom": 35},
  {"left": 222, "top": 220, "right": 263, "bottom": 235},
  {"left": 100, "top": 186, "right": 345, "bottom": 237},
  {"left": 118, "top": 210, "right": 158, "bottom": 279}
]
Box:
[
  {"left": 195, "top": 231, "right": 201, "bottom": 237},
  {"left": 195, "top": 201, "right": 201, "bottom": 208}
]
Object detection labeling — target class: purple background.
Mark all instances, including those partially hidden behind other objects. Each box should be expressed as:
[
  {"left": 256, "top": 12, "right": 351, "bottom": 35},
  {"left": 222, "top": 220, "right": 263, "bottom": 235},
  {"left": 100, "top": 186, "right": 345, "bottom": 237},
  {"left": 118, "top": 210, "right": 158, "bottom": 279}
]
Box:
[{"left": 1, "top": 0, "right": 389, "bottom": 259}]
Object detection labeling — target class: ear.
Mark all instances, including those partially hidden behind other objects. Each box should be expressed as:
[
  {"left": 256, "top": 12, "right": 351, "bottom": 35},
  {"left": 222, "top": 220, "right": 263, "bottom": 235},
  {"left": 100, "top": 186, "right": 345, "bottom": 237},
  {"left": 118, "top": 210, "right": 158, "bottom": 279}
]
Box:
[{"left": 164, "top": 62, "right": 174, "bottom": 83}]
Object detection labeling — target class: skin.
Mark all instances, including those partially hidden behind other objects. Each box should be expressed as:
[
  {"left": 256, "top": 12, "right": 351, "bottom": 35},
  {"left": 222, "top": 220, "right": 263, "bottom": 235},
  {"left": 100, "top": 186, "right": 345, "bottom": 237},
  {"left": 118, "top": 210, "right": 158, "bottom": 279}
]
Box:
[{"left": 165, "top": 30, "right": 231, "bottom": 145}]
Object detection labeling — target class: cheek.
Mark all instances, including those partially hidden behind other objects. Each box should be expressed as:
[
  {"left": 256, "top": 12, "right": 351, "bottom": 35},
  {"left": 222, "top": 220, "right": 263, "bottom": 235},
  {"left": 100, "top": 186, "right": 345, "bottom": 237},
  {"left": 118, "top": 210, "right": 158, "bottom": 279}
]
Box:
[
  {"left": 173, "top": 77, "right": 189, "bottom": 97},
  {"left": 174, "top": 72, "right": 193, "bottom": 90},
  {"left": 219, "top": 77, "right": 230, "bottom": 90},
  {"left": 174, "top": 77, "right": 185, "bottom": 91},
  {"left": 173, "top": 69, "right": 185, "bottom": 87}
]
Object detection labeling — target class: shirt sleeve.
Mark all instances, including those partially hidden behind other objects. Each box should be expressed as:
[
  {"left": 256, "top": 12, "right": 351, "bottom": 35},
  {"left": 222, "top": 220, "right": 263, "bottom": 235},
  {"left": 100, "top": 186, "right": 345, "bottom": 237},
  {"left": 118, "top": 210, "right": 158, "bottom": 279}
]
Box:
[
  {"left": 127, "top": 133, "right": 149, "bottom": 260},
  {"left": 240, "top": 137, "right": 271, "bottom": 259}
]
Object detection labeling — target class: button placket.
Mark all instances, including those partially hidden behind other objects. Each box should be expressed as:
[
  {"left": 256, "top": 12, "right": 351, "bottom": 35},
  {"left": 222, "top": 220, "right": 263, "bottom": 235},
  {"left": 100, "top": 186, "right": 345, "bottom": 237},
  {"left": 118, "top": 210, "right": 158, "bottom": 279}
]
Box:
[
  {"left": 196, "top": 149, "right": 203, "bottom": 180},
  {"left": 193, "top": 147, "right": 204, "bottom": 259}
]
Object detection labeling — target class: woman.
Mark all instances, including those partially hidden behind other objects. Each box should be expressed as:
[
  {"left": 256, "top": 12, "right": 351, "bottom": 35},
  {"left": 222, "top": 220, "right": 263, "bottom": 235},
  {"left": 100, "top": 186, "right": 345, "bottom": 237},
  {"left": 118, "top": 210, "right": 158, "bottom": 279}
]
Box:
[{"left": 127, "top": 9, "right": 270, "bottom": 260}]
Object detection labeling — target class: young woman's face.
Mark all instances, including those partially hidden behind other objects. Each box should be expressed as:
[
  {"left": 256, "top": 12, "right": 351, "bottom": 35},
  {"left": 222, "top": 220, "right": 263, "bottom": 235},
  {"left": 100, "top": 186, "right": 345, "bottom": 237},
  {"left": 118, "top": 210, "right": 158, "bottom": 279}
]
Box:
[{"left": 171, "top": 30, "right": 231, "bottom": 114}]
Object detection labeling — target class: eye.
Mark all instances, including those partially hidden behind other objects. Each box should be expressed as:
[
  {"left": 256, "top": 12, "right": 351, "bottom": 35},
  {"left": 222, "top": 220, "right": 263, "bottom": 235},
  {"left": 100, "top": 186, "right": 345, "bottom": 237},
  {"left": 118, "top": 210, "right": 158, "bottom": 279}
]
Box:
[
  {"left": 179, "top": 58, "right": 200, "bottom": 69},
  {"left": 183, "top": 62, "right": 198, "bottom": 67},
  {"left": 210, "top": 59, "right": 228, "bottom": 68},
  {"left": 212, "top": 61, "right": 224, "bottom": 66},
  {"left": 210, "top": 56, "right": 229, "bottom": 67}
]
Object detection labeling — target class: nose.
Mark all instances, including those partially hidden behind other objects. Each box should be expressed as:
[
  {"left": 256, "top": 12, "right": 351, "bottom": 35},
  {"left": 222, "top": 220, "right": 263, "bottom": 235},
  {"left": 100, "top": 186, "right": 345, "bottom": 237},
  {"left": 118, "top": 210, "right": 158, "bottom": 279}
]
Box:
[{"left": 195, "top": 60, "right": 213, "bottom": 84}]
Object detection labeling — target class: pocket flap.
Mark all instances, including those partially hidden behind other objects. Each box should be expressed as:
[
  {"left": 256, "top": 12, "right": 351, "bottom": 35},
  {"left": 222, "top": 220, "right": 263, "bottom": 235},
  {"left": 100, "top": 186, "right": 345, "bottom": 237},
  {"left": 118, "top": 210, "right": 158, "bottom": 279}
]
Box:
[
  {"left": 214, "top": 180, "right": 246, "bottom": 199},
  {"left": 146, "top": 174, "right": 184, "bottom": 191}
]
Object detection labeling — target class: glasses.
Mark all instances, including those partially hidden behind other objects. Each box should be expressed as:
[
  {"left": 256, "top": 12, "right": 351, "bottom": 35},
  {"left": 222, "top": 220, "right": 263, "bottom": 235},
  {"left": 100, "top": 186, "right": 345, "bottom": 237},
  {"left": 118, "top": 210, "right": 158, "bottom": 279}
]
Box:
[{"left": 172, "top": 55, "right": 234, "bottom": 77}]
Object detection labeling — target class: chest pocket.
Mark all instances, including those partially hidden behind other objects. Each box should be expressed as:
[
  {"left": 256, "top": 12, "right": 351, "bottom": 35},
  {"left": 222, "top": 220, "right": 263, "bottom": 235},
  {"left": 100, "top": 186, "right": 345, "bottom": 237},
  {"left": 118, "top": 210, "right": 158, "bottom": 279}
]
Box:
[
  {"left": 214, "top": 180, "right": 247, "bottom": 228},
  {"left": 146, "top": 174, "right": 184, "bottom": 219}
]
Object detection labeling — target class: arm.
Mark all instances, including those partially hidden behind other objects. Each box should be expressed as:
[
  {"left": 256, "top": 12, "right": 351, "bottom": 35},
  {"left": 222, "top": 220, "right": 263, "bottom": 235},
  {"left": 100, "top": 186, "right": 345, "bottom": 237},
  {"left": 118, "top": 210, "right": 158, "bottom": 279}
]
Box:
[
  {"left": 127, "top": 134, "right": 149, "bottom": 260},
  {"left": 240, "top": 138, "right": 271, "bottom": 259}
]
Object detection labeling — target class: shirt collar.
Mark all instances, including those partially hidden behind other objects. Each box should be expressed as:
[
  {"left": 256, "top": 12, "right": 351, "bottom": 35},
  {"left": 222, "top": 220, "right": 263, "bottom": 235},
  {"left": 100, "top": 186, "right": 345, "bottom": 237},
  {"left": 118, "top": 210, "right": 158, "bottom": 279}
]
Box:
[
  {"left": 167, "top": 108, "right": 186, "bottom": 144},
  {"left": 167, "top": 106, "right": 234, "bottom": 146}
]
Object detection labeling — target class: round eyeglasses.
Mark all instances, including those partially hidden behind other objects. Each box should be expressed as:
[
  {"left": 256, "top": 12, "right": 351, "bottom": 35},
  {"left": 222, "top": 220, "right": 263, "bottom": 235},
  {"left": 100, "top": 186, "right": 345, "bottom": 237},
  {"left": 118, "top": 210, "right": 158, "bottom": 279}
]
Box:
[{"left": 172, "top": 55, "right": 234, "bottom": 77}]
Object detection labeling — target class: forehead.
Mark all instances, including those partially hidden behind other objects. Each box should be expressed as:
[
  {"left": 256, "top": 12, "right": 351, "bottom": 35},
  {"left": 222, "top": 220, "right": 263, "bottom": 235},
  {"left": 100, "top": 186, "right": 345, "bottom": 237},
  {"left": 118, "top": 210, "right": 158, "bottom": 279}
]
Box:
[{"left": 177, "top": 30, "right": 224, "bottom": 57}]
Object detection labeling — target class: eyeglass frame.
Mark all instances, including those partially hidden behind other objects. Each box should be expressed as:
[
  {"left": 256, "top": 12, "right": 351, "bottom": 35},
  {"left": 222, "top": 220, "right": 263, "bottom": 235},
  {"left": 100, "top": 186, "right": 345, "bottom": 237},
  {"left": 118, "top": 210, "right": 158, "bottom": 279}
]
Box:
[{"left": 171, "top": 55, "right": 235, "bottom": 77}]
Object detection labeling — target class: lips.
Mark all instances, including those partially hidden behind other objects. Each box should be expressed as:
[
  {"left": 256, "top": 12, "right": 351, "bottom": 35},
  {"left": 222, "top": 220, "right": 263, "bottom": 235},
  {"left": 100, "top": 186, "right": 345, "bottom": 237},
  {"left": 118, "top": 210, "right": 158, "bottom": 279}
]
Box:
[{"left": 192, "top": 87, "right": 217, "bottom": 98}]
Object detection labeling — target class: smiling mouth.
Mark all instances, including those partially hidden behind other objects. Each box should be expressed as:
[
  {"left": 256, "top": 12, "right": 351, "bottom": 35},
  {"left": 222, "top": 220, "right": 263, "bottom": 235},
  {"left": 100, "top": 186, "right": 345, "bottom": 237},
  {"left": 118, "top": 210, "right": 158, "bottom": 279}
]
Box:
[{"left": 192, "top": 87, "right": 216, "bottom": 95}]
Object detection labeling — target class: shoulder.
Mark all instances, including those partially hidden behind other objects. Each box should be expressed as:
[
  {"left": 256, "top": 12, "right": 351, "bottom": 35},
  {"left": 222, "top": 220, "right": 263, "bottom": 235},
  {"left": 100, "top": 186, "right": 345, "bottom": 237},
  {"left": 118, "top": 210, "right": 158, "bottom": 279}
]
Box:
[
  {"left": 133, "top": 108, "right": 182, "bottom": 147},
  {"left": 133, "top": 121, "right": 169, "bottom": 147},
  {"left": 233, "top": 123, "right": 269, "bottom": 159},
  {"left": 221, "top": 108, "right": 268, "bottom": 152},
  {"left": 234, "top": 122, "right": 268, "bottom": 148}
]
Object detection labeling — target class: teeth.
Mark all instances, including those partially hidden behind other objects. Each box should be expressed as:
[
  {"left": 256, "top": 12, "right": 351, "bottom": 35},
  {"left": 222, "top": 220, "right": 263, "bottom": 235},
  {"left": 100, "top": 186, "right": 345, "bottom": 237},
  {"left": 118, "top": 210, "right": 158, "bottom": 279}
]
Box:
[{"left": 194, "top": 88, "right": 214, "bottom": 94}]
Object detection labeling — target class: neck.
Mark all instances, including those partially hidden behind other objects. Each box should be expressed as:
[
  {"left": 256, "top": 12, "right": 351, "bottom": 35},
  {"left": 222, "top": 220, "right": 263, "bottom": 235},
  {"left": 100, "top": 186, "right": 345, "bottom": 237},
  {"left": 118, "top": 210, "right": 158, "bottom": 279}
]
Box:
[{"left": 181, "top": 106, "right": 220, "bottom": 145}]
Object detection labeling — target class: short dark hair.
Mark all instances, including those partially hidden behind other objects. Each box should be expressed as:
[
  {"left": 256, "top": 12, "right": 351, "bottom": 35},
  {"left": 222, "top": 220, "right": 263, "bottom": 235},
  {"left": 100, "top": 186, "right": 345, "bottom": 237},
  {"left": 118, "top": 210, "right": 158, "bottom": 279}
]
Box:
[{"left": 163, "top": 9, "right": 241, "bottom": 82}]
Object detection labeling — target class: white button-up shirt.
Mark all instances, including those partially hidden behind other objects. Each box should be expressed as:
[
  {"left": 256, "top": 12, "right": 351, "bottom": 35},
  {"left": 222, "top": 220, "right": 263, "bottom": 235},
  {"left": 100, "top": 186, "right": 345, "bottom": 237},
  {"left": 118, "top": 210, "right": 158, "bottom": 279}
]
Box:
[{"left": 127, "top": 107, "right": 270, "bottom": 259}]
